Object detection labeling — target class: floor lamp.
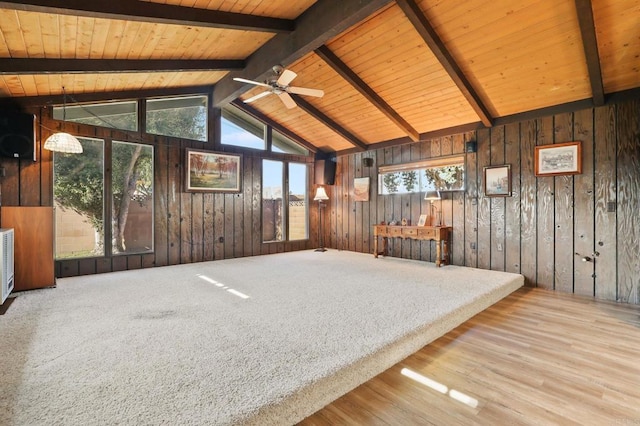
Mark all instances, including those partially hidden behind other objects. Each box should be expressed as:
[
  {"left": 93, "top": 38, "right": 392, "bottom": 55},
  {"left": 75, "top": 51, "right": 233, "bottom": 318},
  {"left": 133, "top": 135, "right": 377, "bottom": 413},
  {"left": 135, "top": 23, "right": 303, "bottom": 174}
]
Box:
[
  {"left": 424, "top": 190, "right": 441, "bottom": 226},
  {"left": 314, "top": 186, "right": 329, "bottom": 252}
]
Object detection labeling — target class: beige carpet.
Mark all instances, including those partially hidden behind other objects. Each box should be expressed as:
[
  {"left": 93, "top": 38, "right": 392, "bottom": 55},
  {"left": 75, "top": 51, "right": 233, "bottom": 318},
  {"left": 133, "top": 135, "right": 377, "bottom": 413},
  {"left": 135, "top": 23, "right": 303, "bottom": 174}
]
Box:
[{"left": 0, "top": 250, "right": 523, "bottom": 425}]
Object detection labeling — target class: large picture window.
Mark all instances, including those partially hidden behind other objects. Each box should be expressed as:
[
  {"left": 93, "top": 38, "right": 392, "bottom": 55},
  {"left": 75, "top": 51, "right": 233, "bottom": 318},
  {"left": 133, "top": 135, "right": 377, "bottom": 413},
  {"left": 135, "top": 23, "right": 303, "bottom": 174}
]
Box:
[
  {"left": 53, "top": 138, "right": 154, "bottom": 259},
  {"left": 378, "top": 155, "right": 465, "bottom": 195},
  {"left": 146, "top": 95, "right": 207, "bottom": 142}
]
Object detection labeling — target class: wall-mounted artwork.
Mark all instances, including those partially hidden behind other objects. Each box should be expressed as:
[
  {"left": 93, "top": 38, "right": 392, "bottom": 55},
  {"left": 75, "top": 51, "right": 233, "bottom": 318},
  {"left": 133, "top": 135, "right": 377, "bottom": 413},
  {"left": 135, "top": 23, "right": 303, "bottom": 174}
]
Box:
[
  {"left": 484, "top": 164, "right": 511, "bottom": 197},
  {"left": 354, "top": 177, "right": 370, "bottom": 201},
  {"left": 185, "top": 149, "right": 242, "bottom": 192},
  {"left": 534, "top": 141, "right": 582, "bottom": 176}
]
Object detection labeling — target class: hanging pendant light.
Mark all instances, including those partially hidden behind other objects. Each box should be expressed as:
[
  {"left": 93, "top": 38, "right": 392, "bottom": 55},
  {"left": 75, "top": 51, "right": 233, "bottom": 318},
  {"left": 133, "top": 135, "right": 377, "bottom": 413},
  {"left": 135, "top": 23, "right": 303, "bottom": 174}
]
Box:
[{"left": 44, "top": 87, "right": 83, "bottom": 154}]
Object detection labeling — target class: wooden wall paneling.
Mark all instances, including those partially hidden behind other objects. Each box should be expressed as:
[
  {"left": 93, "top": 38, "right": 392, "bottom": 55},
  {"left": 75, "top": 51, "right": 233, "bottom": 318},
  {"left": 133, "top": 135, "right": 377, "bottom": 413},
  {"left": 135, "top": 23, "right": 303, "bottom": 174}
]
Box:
[
  {"left": 333, "top": 157, "right": 343, "bottom": 251},
  {"left": 214, "top": 193, "right": 225, "bottom": 259},
  {"left": 401, "top": 145, "right": 412, "bottom": 259},
  {"left": 96, "top": 258, "right": 112, "bottom": 274},
  {"left": 616, "top": 99, "right": 640, "bottom": 304},
  {"left": 419, "top": 141, "right": 432, "bottom": 261},
  {"left": 391, "top": 146, "right": 403, "bottom": 257},
  {"left": 78, "top": 258, "right": 96, "bottom": 276},
  {"left": 593, "top": 105, "right": 617, "bottom": 301},
  {"left": 180, "top": 190, "right": 193, "bottom": 264},
  {"left": 362, "top": 154, "right": 373, "bottom": 254},
  {"left": 203, "top": 193, "right": 215, "bottom": 261},
  {"left": 338, "top": 156, "right": 348, "bottom": 251},
  {"left": 348, "top": 154, "right": 357, "bottom": 253},
  {"left": 192, "top": 192, "right": 204, "bottom": 262},
  {"left": 355, "top": 154, "right": 365, "bottom": 254},
  {"left": 19, "top": 157, "right": 40, "bottom": 205},
  {"left": 1, "top": 155, "right": 20, "bottom": 205},
  {"left": 520, "top": 120, "right": 538, "bottom": 286},
  {"left": 127, "top": 255, "right": 142, "bottom": 270},
  {"left": 249, "top": 158, "right": 260, "bottom": 255},
  {"left": 504, "top": 122, "right": 521, "bottom": 274},
  {"left": 246, "top": 158, "right": 258, "bottom": 256},
  {"left": 366, "top": 153, "right": 377, "bottom": 254},
  {"left": 375, "top": 148, "right": 386, "bottom": 252},
  {"left": 428, "top": 139, "right": 441, "bottom": 262},
  {"left": 573, "top": 108, "right": 595, "bottom": 297},
  {"left": 60, "top": 260, "right": 79, "bottom": 277},
  {"left": 233, "top": 180, "right": 245, "bottom": 258},
  {"left": 553, "top": 112, "right": 575, "bottom": 293},
  {"left": 153, "top": 140, "right": 169, "bottom": 267},
  {"left": 37, "top": 109, "right": 52, "bottom": 206},
  {"left": 451, "top": 133, "right": 467, "bottom": 266},
  {"left": 224, "top": 193, "right": 235, "bottom": 258},
  {"left": 410, "top": 142, "right": 422, "bottom": 260},
  {"left": 167, "top": 145, "right": 182, "bottom": 265},
  {"left": 476, "top": 128, "right": 491, "bottom": 270},
  {"left": 464, "top": 139, "right": 478, "bottom": 268},
  {"left": 536, "top": 116, "right": 555, "bottom": 289},
  {"left": 142, "top": 253, "right": 155, "bottom": 268},
  {"left": 328, "top": 165, "right": 337, "bottom": 250},
  {"left": 490, "top": 126, "right": 506, "bottom": 272},
  {"left": 112, "top": 255, "right": 127, "bottom": 272}
]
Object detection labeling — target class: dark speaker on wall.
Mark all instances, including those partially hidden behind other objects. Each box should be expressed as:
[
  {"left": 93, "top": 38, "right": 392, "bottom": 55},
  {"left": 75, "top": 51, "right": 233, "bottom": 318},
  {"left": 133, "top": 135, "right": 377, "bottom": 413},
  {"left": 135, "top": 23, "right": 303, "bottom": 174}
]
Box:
[
  {"left": 314, "top": 156, "right": 337, "bottom": 185},
  {"left": 0, "top": 111, "right": 36, "bottom": 161}
]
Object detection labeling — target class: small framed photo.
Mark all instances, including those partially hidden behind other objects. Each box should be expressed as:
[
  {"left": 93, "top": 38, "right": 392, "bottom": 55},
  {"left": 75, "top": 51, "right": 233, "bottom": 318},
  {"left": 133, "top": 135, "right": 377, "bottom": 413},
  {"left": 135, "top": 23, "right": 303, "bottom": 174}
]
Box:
[
  {"left": 534, "top": 141, "right": 582, "bottom": 176},
  {"left": 353, "top": 177, "right": 370, "bottom": 201},
  {"left": 185, "top": 149, "right": 242, "bottom": 192},
  {"left": 417, "top": 214, "right": 428, "bottom": 227},
  {"left": 484, "top": 164, "right": 511, "bottom": 197}
]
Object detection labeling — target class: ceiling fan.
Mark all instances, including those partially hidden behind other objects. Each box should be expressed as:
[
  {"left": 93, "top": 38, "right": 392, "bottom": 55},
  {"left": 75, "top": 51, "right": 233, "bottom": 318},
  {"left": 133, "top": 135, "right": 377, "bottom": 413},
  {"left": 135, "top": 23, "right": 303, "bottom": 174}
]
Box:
[{"left": 233, "top": 65, "right": 324, "bottom": 109}]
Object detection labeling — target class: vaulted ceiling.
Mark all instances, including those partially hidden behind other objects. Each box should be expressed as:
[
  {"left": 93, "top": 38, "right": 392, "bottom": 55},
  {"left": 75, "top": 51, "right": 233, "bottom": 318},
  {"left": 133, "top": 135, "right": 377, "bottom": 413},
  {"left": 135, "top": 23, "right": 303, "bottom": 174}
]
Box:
[{"left": 0, "top": 0, "right": 638, "bottom": 155}]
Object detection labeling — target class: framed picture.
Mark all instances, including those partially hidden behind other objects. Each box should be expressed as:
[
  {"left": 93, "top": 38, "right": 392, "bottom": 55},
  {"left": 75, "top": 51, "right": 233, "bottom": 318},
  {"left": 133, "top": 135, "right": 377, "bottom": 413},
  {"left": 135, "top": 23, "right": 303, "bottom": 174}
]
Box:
[
  {"left": 354, "top": 177, "right": 370, "bottom": 201},
  {"left": 484, "top": 164, "right": 511, "bottom": 197},
  {"left": 417, "top": 214, "right": 428, "bottom": 227},
  {"left": 534, "top": 141, "right": 582, "bottom": 176},
  {"left": 185, "top": 149, "right": 242, "bottom": 192}
]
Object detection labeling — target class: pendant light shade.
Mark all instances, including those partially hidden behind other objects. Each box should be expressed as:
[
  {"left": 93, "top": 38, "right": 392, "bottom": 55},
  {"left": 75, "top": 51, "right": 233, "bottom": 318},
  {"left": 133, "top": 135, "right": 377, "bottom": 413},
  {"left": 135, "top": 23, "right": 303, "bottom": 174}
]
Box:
[
  {"left": 44, "top": 132, "right": 83, "bottom": 153},
  {"left": 44, "top": 86, "right": 83, "bottom": 154}
]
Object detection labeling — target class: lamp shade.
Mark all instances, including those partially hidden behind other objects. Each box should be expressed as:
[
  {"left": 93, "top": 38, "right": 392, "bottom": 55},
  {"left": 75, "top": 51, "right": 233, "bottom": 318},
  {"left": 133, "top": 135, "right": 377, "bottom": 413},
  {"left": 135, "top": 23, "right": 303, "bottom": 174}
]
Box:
[
  {"left": 44, "top": 132, "right": 83, "bottom": 153},
  {"left": 313, "top": 186, "right": 329, "bottom": 201},
  {"left": 424, "top": 190, "right": 441, "bottom": 201}
]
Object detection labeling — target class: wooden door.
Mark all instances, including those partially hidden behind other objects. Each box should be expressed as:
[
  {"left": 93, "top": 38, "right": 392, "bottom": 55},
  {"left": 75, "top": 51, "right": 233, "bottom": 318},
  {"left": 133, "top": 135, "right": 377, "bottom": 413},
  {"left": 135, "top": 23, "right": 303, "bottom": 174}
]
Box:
[{"left": 1, "top": 206, "right": 55, "bottom": 291}]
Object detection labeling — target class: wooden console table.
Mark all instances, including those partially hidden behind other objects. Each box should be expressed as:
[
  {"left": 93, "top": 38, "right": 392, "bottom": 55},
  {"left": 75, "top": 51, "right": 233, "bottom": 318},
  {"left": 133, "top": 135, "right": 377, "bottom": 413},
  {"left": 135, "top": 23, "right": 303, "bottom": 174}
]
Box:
[{"left": 373, "top": 225, "right": 452, "bottom": 267}]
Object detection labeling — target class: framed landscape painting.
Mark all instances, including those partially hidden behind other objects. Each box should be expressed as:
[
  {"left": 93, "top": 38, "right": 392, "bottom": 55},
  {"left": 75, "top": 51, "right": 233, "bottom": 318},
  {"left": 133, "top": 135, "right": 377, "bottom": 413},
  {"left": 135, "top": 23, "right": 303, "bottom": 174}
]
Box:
[
  {"left": 185, "top": 149, "right": 242, "bottom": 192},
  {"left": 534, "top": 141, "right": 582, "bottom": 176}
]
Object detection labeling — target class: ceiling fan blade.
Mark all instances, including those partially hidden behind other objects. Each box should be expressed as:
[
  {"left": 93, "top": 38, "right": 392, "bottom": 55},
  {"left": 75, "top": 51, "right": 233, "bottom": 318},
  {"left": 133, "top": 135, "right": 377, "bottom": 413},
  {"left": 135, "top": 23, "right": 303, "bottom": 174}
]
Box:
[
  {"left": 243, "top": 91, "right": 272, "bottom": 103},
  {"left": 288, "top": 86, "right": 324, "bottom": 97},
  {"left": 277, "top": 69, "right": 297, "bottom": 86},
  {"left": 233, "top": 77, "right": 271, "bottom": 89},
  {"left": 277, "top": 92, "right": 297, "bottom": 109}
]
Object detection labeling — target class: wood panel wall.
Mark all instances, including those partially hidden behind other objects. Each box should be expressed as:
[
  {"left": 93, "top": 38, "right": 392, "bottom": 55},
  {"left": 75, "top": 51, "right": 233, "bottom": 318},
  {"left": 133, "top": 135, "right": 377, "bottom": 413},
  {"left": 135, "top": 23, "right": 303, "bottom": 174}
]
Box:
[
  {"left": 326, "top": 99, "right": 640, "bottom": 304},
  {"left": 0, "top": 106, "right": 313, "bottom": 280}
]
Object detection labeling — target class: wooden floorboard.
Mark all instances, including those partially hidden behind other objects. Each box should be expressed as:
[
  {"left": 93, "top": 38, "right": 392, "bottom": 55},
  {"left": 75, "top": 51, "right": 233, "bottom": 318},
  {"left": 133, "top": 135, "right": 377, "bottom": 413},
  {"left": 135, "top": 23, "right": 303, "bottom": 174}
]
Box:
[{"left": 299, "top": 288, "right": 640, "bottom": 425}]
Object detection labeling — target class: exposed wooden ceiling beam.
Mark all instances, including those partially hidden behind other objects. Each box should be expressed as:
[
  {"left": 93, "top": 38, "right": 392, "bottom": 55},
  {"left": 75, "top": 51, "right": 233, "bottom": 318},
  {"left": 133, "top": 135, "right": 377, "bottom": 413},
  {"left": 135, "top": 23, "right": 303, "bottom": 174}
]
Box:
[
  {"left": 292, "top": 95, "right": 367, "bottom": 152},
  {"left": 396, "top": 0, "right": 493, "bottom": 127},
  {"left": 0, "top": 58, "right": 244, "bottom": 74},
  {"left": 230, "top": 100, "right": 319, "bottom": 154},
  {"left": 315, "top": 45, "right": 420, "bottom": 142},
  {"left": 0, "top": 0, "right": 294, "bottom": 33},
  {"left": 213, "top": 0, "right": 394, "bottom": 107},
  {"left": 0, "top": 85, "right": 214, "bottom": 107},
  {"left": 574, "top": 0, "right": 605, "bottom": 106}
]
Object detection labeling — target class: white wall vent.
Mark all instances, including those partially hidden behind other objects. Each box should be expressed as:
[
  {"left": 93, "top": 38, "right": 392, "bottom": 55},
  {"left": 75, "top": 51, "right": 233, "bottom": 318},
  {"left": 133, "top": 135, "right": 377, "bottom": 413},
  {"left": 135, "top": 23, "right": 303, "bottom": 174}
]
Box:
[{"left": 0, "top": 228, "right": 15, "bottom": 304}]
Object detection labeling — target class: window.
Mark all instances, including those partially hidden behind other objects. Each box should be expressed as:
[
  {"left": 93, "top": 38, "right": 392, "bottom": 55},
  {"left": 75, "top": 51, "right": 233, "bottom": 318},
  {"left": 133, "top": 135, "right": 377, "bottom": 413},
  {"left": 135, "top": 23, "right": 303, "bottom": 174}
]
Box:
[
  {"left": 262, "top": 160, "right": 308, "bottom": 242},
  {"left": 53, "top": 138, "right": 154, "bottom": 259},
  {"left": 53, "top": 101, "right": 138, "bottom": 131},
  {"left": 273, "top": 130, "right": 309, "bottom": 156},
  {"left": 378, "top": 155, "right": 465, "bottom": 195},
  {"left": 222, "top": 105, "right": 265, "bottom": 150},
  {"left": 146, "top": 95, "right": 207, "bottom": 142}
]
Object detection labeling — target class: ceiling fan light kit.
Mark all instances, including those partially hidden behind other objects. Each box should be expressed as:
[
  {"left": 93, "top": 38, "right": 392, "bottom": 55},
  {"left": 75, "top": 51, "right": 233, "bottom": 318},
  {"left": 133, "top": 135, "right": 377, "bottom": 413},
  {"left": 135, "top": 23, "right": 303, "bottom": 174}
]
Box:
[{"left": 234, "top": 65, "right": 324, "bottom": 109}]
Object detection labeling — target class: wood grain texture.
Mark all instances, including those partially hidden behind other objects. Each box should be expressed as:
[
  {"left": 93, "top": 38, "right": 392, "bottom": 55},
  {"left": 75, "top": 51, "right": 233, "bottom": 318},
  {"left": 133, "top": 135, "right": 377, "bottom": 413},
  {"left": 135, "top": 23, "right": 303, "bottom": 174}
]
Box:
[
  {"left": 616, "top": 100, "right": 640, "bottom": 304},
  {"left": 476, "top": 128, "right": 491, "bottom": 269},
  {"left": 519, "top": 120, "right": 537, "bottom": 285},
  {"left": 464, "top": 146, "right": 478, "bottom": 268},
  {"left": 504, "top": 122, "right": 521, "bottom": 274},
  {"left": 300, "top": 288, "right": 640, "bottom": 424},
  {"left": 489, "top": 125, "right": 505, "bottom": 271},
  {"left": 572, "top": 108, "right": 595, "bottom": 297},
  {"left": 536, "top": 116, "right": 555, "bottom": 289}
]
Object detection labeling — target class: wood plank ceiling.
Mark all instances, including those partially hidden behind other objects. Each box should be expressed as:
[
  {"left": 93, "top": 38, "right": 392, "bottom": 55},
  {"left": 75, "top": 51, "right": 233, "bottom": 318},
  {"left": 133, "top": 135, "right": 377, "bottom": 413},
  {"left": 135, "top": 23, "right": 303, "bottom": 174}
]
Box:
[{"left": 0, "top": 0, "right": 638, "bottom": 154}]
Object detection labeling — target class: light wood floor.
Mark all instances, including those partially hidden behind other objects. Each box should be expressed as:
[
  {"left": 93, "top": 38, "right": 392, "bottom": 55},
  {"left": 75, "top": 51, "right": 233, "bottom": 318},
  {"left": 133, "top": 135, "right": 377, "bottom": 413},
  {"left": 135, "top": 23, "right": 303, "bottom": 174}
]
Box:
[{"left": 299, "top": 288, "right": 640, "bottom": 425}]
